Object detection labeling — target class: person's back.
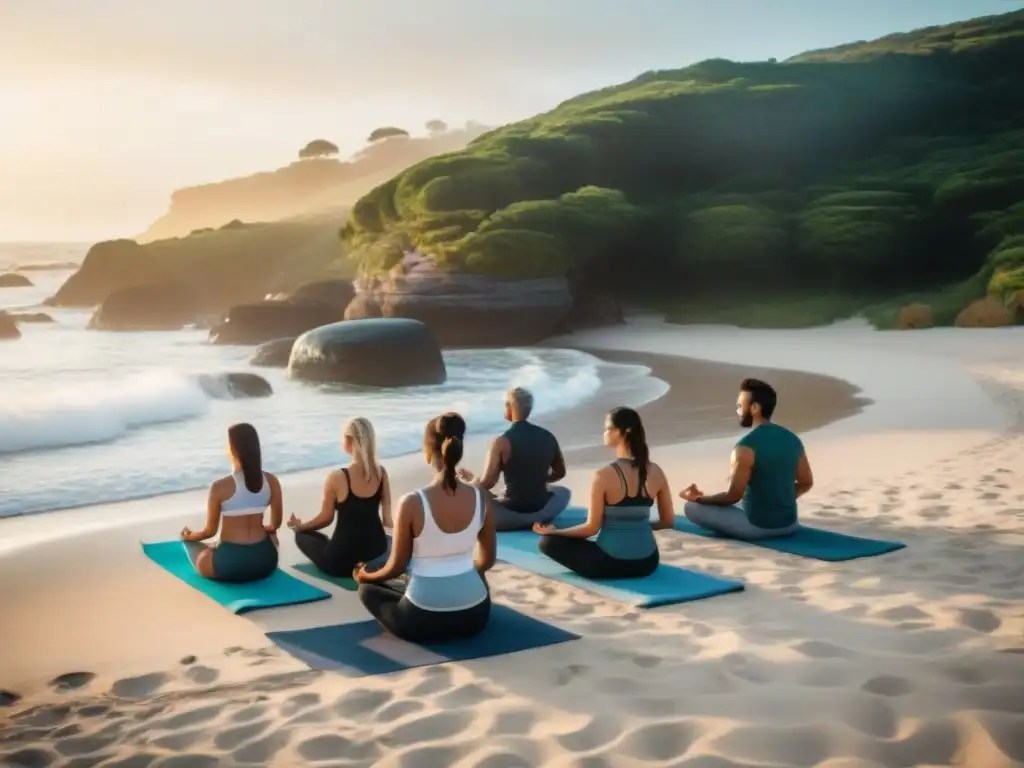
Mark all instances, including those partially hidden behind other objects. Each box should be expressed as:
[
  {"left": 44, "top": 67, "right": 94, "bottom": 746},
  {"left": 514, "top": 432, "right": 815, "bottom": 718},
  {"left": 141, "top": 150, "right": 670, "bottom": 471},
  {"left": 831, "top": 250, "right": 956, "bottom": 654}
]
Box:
[
  {"left": 405, "top": 483, "right": 488, "bottom": 612},
  {"left": 289, "top": 418, "right": 392, "bottom": 576},
  {"left": 355, "top": 412, "right": 496, "bottom": 643},
  {"left": 502, "top": 420, "right": 558, "bottom": 512},
  {"left": 738, "top": 422, "right": 804, "bottom": 529},
  {"left": 596, "top": 461, "right": 658, "bottom": 562}
]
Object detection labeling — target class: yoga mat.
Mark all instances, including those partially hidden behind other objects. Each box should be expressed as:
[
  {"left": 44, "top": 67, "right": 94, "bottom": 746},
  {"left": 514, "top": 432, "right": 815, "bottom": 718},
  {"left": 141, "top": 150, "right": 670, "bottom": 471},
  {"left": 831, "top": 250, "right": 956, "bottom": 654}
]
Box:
[
  {"left": 266, "top": 604, "right": 579, "bottom": 675},
  {"left": 553, "top": 507, "right": 906, "bottom": 562},
  {"left": 292, "top": 562, "right": 358, "bottom": 591},
  {"left": 141, "top": 541, "right": 331, "bottom": 614},
  {"left": 497, "top": 531, "right": 743, "bottom": 608}
]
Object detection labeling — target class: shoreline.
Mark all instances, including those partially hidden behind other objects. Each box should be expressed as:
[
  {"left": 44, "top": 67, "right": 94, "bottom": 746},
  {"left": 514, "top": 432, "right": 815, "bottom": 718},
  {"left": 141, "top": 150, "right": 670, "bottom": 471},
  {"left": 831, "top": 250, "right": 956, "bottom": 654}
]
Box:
[
  {"left": 2, "top": 320, "right": 1022, "bottom": 768},
  {"left": 0, "top": 341, "right": 864, "bottom": 526}
]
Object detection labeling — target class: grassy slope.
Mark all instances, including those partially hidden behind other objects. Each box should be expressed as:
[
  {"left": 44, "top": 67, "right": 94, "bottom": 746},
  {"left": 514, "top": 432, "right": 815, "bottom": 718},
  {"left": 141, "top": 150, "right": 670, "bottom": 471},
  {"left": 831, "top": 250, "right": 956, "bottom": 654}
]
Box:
[{"left": 342, "top": 10, "right": 1024, "bottom": 328}]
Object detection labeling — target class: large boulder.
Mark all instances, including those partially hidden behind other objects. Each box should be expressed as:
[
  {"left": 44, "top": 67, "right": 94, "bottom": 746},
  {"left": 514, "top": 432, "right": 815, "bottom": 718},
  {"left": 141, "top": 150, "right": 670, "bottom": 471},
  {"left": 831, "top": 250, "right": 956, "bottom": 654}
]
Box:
[
  {"left": 955, "top": 296, "right": 1019, "bottom": 328},
  {"left": 0, "top": 273, "right": 32, "bottom": 288},
  {"left": 209, "top": 300, "right": 342, "bottom": 345},
  {"left": 287, "top": 279, "right": 355, "bottom": 310},
  {"left": 196, "top": 372, "right": 273, "bottom": 399},
  {"left": 0, "top": 312, "right": 20, "bottom": 340},
  {"left": 9, "top": 312, "right": 53, "bottom": 323},
  {"left": 897, "top": 303, "right": 933, "bottom": 330},
  {"left": 88, "top": 282, "right": 198, "bottom": 331},
  {"left": 47, "top": 239, "right": 154, "bottom": 307},
  {"left": 345, "top": 251, "right": 572, "bottom": 347},
  {"left": 250, "top": 337, "right": 296, "bottom": 367},
  {"left": 289, "top": 318, "right": 447, "bottom": 387}
]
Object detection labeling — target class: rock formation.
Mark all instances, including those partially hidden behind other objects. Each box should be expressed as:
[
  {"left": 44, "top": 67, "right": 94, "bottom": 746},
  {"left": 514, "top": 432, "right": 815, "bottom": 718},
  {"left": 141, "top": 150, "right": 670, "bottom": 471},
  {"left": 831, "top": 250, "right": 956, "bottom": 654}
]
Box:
[
  {"left": 209, "top": 301, "right": 342, "bottom": 345},
  {"left": 250, "top": 337, "right": 296, "bottom": 367},
  {"left": 288, "top": 318, "right": 447, "bottom": 387},
  {"left": 88, "top": 282, "right": 199, "bottom": 331},
  {"left": 343, "top": 251, "right": 573, "bottom": 347},
  {"left": 286, "top": 279, "right": 355, "bottom": 310},
  {"left": 196, "top": 372, "right": 273, "bottom": 399},
  {"left": 0, "top": 273, "right": 32, "bottom": 288},
  {"left": 46, "top": 240, "right": 151, "bottom": 307},
  {"left": 0, "top": 312, "right": 20, "bottom": 340},
  {"left": 8, "top": 312, "right": 53, "bottom": 323}
]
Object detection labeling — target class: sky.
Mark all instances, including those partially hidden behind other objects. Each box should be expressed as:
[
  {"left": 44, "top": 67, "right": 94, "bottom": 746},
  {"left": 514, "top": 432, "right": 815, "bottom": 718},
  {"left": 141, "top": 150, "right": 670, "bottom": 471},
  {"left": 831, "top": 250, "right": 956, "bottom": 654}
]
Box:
[{"left": 1, "top": 0, "right": 1021, "bottom": 242}]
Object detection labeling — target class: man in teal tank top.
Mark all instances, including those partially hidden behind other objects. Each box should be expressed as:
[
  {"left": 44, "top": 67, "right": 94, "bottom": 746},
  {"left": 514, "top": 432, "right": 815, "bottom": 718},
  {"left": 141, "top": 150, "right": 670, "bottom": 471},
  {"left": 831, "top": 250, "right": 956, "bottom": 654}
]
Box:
[{"left": 680, "top": 379, "right": 815, "bottom": 540}]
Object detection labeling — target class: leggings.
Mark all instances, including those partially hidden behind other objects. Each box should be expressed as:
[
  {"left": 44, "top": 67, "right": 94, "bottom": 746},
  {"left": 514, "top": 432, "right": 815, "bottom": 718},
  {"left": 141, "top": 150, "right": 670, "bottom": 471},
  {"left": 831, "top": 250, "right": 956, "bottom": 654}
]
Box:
[
  {"left": 295, "top": 530, "right": 389, "bottom": 577},
  {"left": 358, "top": 581, "right": 491, "bottom": 644},
  {"left": 491, "top": 485, "right": 572, "bottom": 531},
  {"left": 184, "top": 537, "right": 278, "bottom": 583},
  {"left": 683, "top": 502, "right": 799, "bottom": 540},
  {"left": 538, "top": 534, "right": 659, "bottom": 580}
]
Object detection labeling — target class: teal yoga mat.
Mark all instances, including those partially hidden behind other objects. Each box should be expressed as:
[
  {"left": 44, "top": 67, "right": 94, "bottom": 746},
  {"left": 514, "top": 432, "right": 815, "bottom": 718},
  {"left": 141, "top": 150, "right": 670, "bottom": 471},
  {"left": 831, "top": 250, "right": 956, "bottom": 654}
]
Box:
[
  {"left": 266, "top": 604, "right": 578, "bottom": 675},
  {"left": 142, "top": 541, "right": 331, "bottom": 613},
  {"left": 292, "top": 562, "right": 358, "bottom": 591},
  {"left": 497, "top": 530, "right": 743, "bottom": 608},
  {"left": 555, "top": 507, "right": 905, "bottom": 562}
]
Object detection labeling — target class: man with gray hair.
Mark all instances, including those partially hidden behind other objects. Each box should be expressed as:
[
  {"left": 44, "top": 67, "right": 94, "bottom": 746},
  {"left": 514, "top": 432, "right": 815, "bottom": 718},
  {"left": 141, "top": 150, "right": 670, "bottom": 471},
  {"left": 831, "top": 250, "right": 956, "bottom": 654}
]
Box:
[{"left": 458, "top": 386, "right": 571, "bottom": 530}]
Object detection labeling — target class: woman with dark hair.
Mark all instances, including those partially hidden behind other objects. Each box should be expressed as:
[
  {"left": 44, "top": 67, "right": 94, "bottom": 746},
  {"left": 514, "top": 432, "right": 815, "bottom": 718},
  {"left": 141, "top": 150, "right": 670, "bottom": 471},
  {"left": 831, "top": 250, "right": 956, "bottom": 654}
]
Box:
[
  {"left": 180, "top": 422, "right": 283, "bottom": 582},
  {"left": 534, "top": 407, "right": 674, "bottom": 579},
  {"left": 355, "top": 412, "right": 497, "bottom": 643}
]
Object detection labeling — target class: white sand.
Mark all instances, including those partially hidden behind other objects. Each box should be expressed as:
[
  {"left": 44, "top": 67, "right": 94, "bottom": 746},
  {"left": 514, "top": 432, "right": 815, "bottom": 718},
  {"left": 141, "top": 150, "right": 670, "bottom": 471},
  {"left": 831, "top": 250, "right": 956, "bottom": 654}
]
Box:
[{"left": 1, "top": 319, "right": 1022, "bottom": 767}]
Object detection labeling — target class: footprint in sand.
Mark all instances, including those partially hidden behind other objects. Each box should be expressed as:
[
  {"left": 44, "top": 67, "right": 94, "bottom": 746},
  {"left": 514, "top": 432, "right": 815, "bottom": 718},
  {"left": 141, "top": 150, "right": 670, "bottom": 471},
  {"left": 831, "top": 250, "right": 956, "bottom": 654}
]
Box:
[
  {"left": 0, "top": 747, "right": 57, "bottom": 768},
  {"left": 383, "top": 710, "right": 474, "bottom": 748},
  {"left": 554, "top": 663, "right": 589, "bottom": 687},
  {"left": 861, "top": 674, "right": 913, "bottom": 697},
  {"left": 958, "top": 608, "right": 1002, "bottom": 634},
  {"left": 437, "top": 682, "right": 498, "bottom": 708},
  {"left": 375, "top": 699, "right": 424, "bottom": 722},
  {"left": 840, "top": 696, "right": 899, "bottom": 738},
  {"left": 232, "top": 731, "right": 292, "bottom": 765},
  {"left": 492, "top": 707, "right": 537, "bottom": 736},
  {"left": 333, "top": 688, "right": 393, "bottom": 718},
  {"left": 0, "top": 690, "right": 21, "bottom": 707},
  {"left": 407, "top": 666, "right": 454, "bottom": 697},
  {"left": 555, "top": 716, "right": 622, "bottom": 752},
  {"left": 882, "top": 718, "right": 963, "bottom": 767},
  {"left": 151, "top": 755, "right": 221, "bottom": 768},
  {"left": 184, "top": 665, "right": 220, "bottom": 685},
  {"left": 156, "top": 704, "right": 224, "bottom": 731},
  {"left": 230, "top": 704, "right": 269, "bottom": 723},
  {"left": 152, "top": 729, "right": 207, "bottom": 751},
  {"left": 49, "top": 672, "right": 96, "bottom": 693},
  {"left": 214, "top": 719, "right": 272, "bottom": 751},
  {"left": 790, "top": 640, "right": 857, "bottom": 660},
  {"left": 713, "top": 724, "right": 832, "bottom": 767},
  {"left": 296, "top": 734, "right": 380, "bottom": 763},
  {"left": 620, "top": 720, "right": 703, "bottom": 762},
  {"left": 111, "top": 673, "right": 170, "bottom": 699},
  {"left": 279, "top": 692, "right": 320, "bottom": 718},
  {"left": 179, "top": 655, "right": 197, "bottom": 665}
]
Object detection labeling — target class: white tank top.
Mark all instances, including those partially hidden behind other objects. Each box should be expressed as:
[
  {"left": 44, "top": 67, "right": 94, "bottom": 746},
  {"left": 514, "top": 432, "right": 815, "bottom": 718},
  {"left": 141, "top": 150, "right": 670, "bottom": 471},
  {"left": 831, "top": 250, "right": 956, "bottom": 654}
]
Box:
[
  {"left": 221, "top": 471, "right": 271, "bottom": 517},
  {"left": 408, "top": 487, "right": 482, "bottom": 577}
]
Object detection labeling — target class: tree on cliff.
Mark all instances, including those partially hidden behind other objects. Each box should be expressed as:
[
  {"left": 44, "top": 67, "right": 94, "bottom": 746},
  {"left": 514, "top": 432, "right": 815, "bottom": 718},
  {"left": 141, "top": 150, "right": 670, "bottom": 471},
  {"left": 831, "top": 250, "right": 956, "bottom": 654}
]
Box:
[
  {"left": 298, "top": 139, "right": 339, "bottom": 159},
  {"left": 425, "top": 120, "right": 448, "bottom": 134},
  {"left": 342, "top": 9, "right": 1024, "bottom": 327},
  {"left": 368, "top": 126, "right": 410, "bottom": 143}
]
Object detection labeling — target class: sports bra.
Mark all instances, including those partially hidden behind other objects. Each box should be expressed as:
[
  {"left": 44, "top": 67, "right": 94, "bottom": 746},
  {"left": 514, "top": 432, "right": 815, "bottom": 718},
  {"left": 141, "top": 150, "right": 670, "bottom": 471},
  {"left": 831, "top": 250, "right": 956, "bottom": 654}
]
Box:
[{"left": 221, "top": 471, "right": 271, "bottom": 517}]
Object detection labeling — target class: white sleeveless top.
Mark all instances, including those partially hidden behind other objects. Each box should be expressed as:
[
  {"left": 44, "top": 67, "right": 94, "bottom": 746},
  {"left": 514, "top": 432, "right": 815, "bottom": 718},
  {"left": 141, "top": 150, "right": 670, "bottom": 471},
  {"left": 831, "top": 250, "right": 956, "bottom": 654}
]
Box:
[
  {"left": 404, "top": 486, "right": 488, "bottom": 612},
  {"left": 221, "top": 471, "right": 271, "bottom": 517}
]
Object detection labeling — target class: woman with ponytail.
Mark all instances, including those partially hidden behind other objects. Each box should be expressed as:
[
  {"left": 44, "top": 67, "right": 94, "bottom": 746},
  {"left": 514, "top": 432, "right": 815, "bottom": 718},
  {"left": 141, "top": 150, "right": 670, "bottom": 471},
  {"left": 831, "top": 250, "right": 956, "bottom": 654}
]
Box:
[
  {"left": 534, "top": 407, "right": 674, "bottom": 579},
  {"left": 355, "top": 412, "right": 497, "bottom": 643},
  {"left": 181, "top": 422, "right": 283, "bottom": 582},
  {"left": 288, "top": 417, "right": 393, "bottom": 577}
]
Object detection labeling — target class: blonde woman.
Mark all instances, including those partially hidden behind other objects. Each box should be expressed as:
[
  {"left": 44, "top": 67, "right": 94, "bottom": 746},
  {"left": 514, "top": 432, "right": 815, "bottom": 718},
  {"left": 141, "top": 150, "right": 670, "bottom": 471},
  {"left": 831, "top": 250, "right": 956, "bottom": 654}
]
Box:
[{"left": 288, "top": 417, "right": 393, "bottom": 576}]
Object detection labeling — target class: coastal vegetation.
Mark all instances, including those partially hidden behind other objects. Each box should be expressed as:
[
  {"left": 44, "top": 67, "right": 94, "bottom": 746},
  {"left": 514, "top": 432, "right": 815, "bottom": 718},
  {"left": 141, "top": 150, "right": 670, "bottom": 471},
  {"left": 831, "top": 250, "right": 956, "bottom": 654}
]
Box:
[{"left": 342, "top": 10, "right": 1024, "bottom": 328}]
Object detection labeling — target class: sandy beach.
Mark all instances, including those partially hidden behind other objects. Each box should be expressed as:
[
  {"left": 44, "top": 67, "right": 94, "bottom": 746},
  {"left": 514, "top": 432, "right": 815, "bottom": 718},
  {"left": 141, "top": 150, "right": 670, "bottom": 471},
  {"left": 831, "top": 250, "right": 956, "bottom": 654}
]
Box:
[{"left": 1, "top": 317, "right": 1022, "bottom": 768}]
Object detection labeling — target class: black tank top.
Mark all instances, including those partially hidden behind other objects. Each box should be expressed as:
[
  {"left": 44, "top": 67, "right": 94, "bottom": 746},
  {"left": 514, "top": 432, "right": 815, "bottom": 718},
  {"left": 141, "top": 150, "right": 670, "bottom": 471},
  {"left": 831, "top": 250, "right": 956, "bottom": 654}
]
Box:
[
  {"left": 330, "top": 467, "right": 387, "bottom": 551},
  {"left": 502, "top": 421, "right": 558, "bottom": 513}
]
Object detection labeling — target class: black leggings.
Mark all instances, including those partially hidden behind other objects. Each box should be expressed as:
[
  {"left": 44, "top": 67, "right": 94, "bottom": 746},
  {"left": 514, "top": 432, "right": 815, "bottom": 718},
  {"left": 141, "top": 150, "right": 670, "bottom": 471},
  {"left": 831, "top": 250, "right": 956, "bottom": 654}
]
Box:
[
  {"left": 539, "top": 535, "right": 659, "bottom": 580},
  {"left": 358, "top": 581, "right": 491, "bottom": 644},
  {"left": 295, "top": 530, "right": 387, "bottom": 578}
]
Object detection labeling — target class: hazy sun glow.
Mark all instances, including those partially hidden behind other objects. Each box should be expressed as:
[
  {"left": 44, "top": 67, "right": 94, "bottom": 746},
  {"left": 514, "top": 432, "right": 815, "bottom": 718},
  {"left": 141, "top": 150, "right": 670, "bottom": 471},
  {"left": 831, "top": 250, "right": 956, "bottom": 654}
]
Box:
[{"left": 1, "top": 0, "right": 1021, "bottom": 241}]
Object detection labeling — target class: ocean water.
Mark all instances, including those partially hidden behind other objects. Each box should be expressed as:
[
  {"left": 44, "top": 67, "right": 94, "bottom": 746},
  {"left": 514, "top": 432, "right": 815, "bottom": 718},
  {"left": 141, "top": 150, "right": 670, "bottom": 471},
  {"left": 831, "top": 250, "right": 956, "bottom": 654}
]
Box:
[{"left": 0, "top": 243, "right": 665, "bottom": 518}]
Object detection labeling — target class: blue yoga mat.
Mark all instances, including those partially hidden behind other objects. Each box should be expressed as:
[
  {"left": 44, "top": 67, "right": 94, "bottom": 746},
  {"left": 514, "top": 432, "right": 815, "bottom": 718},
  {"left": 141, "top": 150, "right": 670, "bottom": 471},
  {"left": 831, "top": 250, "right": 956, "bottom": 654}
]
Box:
[
  {"left": 266, "top": 604, "right": 579, "bottom": 675},
  {"left": 142, "top": 541, "right": 331, "bottom": 614},
  {"left": 553, "top": 506, "right": 905, "bottom": 562},
  {"left": 497, "top": 530, "right": 743, "bottom": 608}
]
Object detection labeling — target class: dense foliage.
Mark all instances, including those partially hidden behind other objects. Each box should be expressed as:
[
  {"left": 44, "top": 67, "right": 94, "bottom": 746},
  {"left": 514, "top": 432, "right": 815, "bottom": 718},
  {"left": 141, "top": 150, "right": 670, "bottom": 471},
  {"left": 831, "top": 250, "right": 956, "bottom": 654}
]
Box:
[
  {"left": 343, "top": 10, "right": 1024, "bottom": 324},
  {"left": 298, "top": 139, "right": 339, "bottom": 159}
]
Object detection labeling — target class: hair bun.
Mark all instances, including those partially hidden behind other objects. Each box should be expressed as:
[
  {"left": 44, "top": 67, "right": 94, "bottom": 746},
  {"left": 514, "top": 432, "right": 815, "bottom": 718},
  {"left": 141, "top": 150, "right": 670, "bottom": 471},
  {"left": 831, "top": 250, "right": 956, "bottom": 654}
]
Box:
[{"left": 437, "top": 413, "right": 466, "bottom": 440}]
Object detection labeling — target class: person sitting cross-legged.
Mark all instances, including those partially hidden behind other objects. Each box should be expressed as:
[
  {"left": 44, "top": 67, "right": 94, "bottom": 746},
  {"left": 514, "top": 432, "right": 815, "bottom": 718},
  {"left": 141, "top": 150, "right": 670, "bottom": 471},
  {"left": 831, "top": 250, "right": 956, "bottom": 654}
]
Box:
[{"left": 680, "top": 378, "right": 814, "bottom": 540}]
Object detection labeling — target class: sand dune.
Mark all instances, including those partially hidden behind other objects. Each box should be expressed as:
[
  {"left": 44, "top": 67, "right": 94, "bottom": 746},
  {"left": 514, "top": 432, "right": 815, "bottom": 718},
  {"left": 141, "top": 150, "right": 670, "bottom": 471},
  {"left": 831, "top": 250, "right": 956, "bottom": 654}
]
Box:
[{"left": 1, "top": 319, "right": 1022, "bottom": 767}]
